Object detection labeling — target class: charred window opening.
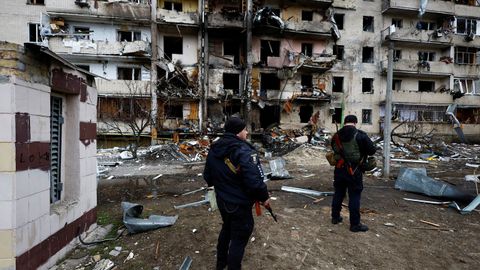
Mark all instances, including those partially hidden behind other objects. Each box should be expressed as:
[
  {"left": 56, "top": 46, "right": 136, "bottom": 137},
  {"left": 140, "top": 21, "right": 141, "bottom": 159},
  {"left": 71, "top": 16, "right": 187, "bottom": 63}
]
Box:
[
  {"left": 164, "top": 36, "right": 183, "bottom": 60},
  {"left": 392, "top": 18, "right": 403, "bottom": 28},
  {"left": 27, "top": 0, "right": 44, "bottom": 4},
  {"left": 164, "top": 1, "right": 182, "bottom": 12},
  {"left": 118, "top": 67, "right": 141, "bottom": 80},
  {"left": 418, "top": 51, "right": 436, "bottom": 61},
  {"left": 332, "top": 107, "right": 342, "bottom": 124},
  {"left": 302, "top": 10, "right": 313, "bottom": 21},
  {"left": 28, "top": 23, "right": 41, "bottom": 42},
  {"left": 418, "top": 81, "right": 435, "bottom": 92},
  {"left": 301, "top": 43, "right": 313, "bottom": 57},
  {"left": 362, "top": 47, "right": 374, "bottom": 63},
  {"left": 416, "top": 21, "right": 437, "bottom": 31},
  {"left": 393, "top": 79, "right": 402, "bottom": 90},
  {"left": 260, "top": 40, "right": 280, "bottom": 64},
  {"left": 117, "top": 30, "right": 141, "bottom": 42},
  {"left": 394, "top": 49, "right": 402, "bottom": 61},
  {"left": 299, "top": 105, "right": 313, "bottom": 123},
  {"left": 333, "top": 45, "right": 344, "bottom": 60},
  {"left": 457, "top": 108, "right": 480, "bottom": 124},
  {"left": 362, "top": 78, "right": 374, "bottom": 93},
  {"left": 455, "top": 46, "right": 479, "bottom": 64},
  {"left": 333, "top": 14, "right": 344, "bottom": 30},
  {"left": 332, "top": 77, "right": 344, "bottom": 93},
  {"left": 363, "top": 16, "right": 374, "bottom": 32},
  {"left": 223, "top": 73, "right": 240, "bottom": 95},
  {"left": 260, "top": 73, "right": 280, "bottom": 91},
  {"left": 260, "top": 105, "right": 280, "bottom": 129},
  {"left": 301, "top": 74, "right": 313, "bottom": 91},
  {"left": 224, "top": 40, "right": 240, "bottom": 65},
  {"left": 362, "top": 109, "right": 372, "bottom": 124},
  {"left": 165, "top": 104, "right": 183, "bottom": 119}
]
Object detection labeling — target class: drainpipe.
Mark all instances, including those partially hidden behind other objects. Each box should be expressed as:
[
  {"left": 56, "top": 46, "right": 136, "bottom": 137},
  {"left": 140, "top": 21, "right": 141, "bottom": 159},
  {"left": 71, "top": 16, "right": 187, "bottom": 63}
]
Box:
[
  {"left": 199, "top": 0, "right": 208, "bottom": 132},
  {"left": 383, "top": 41, "right": 394, "bottom": 178},
  {"left": 150, "top": 0, "right": 158, "bottom": 145},
  {"left": 245, "top": 0, "right": 253, "bottom": 129}
]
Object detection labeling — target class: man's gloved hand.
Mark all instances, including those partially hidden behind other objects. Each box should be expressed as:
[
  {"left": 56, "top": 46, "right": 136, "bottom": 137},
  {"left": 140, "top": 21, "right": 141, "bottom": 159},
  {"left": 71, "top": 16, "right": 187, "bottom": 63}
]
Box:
[{"left": 262, "top": 198, "right": 271, "bottom": 208}]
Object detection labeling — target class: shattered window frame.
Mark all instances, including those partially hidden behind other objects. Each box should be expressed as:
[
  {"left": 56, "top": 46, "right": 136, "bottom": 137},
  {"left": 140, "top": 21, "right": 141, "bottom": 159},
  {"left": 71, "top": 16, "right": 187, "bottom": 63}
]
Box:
[
  {"left": 222, "top": 73, "right": 240, "bottom": 95},
  {"left": 362, "top": 47, "right": 374, "bottom": 63},
  {"left": 117, "top": 30, "right": 141, "bottom": 42},
  {"left": 164, "top": 36, "right": 183, "bottom": 60},
  {"left": 333, "top": 45, "right": 344, "bottom": 60},
  {"left": 301, "top": 74, "right": 313, "bottom": 90},
  {"left": 163, "top": 1, "right": 183, "bottom": 12},
  {"left": 301, "top": 10, "right": 313, "bottom": 21},
  {"left": 392, "top": 18, "right": 403, "bottom": 29},
  {"left": 362, "top": 78, "right": 374, "bottom": 93},
  {"left": 117, "top": 67, "right": 141, "bottom": 81},
  {"left": 28, "top": 23, "right": 41, "bottom": 43},
  {"left": 333, "top": 14, "right": 344, "bottom": 30},
  {"left": 392, "top": 79, "right": 402, "bottom": 90},
  {"left": 260, "top": 40, "right": 281, "bottom": 64},
  {"left": 301, "top": 43, "right": 313, "bottom": 57},
  {"left": 454, "top": 78, "right": 479, "bottom": 94},
  {"left": 362, "top": 109, "right": 372, "bottom": 124},
  {"left": 418, "top": 51, "right": 436, "bottom": 61},
  {"left": 416, "top": 21, "right": 437, "bottom": 31},
  {"left": 418, "top": 80, "right": 435, "bottom": 92},
  {"left": 363, "top": 16, "right": 374, "bottom": 32},
  {"left": 74, "top": 26, "right": 90, "bottom": 40},
  {"left": 332, "top": 76, "right": 344, "bottom": 93},
  {"left": 393, "top": 49, "right": 402, "bottom": 61}
]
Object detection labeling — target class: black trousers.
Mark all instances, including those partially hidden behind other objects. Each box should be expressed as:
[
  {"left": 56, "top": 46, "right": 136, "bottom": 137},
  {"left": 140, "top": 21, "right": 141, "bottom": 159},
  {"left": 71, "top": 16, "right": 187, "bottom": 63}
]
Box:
[
  {"left": 331, "top": 167, "right": 364, "bottom": 226},
  {"left": 216, "top": 199, "right": 254, "bottom": 270}
]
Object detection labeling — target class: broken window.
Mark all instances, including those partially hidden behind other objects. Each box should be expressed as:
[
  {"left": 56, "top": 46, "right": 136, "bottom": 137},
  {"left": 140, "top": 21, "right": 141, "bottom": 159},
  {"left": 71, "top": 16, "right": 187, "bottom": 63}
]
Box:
[
  {"left": 333, "top": 14, "right": 344, "bottom": 30},
  {"left": 118, "top": 67, "right": 141, "bottom": 80},
  {"left": 363, "top": 16, "right": 374, "bottom": 32},
  {"left": 260, "top": 105, "right": 280, "bottom": 128},
  {"left": 392, "top": 18, "right": 403, "bottom": 28},
  {"left": 362, "top": 78, "right": 374, "bottom": 93},
  {"left": 260, "top": 40, "right": 280, "bottom": 64},
  {"left": 457, "top": 107, "right": 480, "bottom": 124},
  {"left": 299, "top": 105, "right": 313, "bottom": 123},
  {"left": 362, "top": 47, "right": 374, "bottom": 63},
  {"left": 302, "top": 10, "right": 313, "bottom": 21},
  {"left": 301, "top": 43, "right": 313, "bottom": 57},
  {"left": 455, "top": 46, "right": 479, "bottom": 64},
  {"left": 333, "top": 45, "right": 344, "bottom": 60},
  {"left": 416, "top": 21, "right": 437, "bottom": 31},
  {"left": 362, "top": 109, "right": 372, "bottom": 124},
  {"left": 164, "top": 36, "right": 183, "bottom": 60},
  {"left": 332, "top": 77, "right": 344, "bottom": 93},
  {"left": 454, "top": 78, "right": 479, "bottom": 94},
  {"left": 117, "top": 30, "right": 141, "bottom": 42},
  {"left": 392, "top": 79, "right": 402, "bottom": 90},
  {"left": 301, "top": 74, "right": 313, "bottom": 90},
  {"left": 418, "top": 51, "right": 436, "bottom": 61},
  {"left": 332, "top": 107, "right": 342, "bottom": 124},
  {"left": 164, "top": 1, "right": 183, "bottom": 12},
  {"left": 165, "top": 104, "right": 183, "bottom": 118},
  {"left": 224, "top": 40, "right": 240, "bottom": 65},
  {"left": 418, "top": 81, "right": 435, "bottom": 92},
  {"left": 395, "top": 104, "right": 448, "bottom": 122},
  {"left": 28, "top": 23, "right": 41, "bottom": 42},
  {"left": 74, "top": 26, "right": 90, "bottom": 40},
  {"left": 456, "top": 18, "right": 477, "bottom": 35},
  {"left": 394, "top": 49, "right": 402, "bottom": 61},
  {"left": 260, "top": 73, "right": 280, "bottom": 91},
  {"left": 223, "top": 73, "right": 240, "bottom": 95},
  {"left": 27, "top": 0, "right": 44, "bottom": 4}
]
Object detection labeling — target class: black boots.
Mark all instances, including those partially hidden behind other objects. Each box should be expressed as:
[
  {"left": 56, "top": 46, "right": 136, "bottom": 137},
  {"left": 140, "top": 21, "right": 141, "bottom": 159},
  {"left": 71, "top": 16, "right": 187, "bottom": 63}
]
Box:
[
  {"left": 331, "top": 216, "right": 343, "bottom": 224},
  {"left": 350, "top": 223, "right": 369, "bottom": 232}
]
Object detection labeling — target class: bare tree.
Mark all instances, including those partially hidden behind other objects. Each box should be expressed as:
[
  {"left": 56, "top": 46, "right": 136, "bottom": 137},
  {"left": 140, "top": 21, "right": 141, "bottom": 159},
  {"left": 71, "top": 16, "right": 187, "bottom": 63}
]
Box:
[{"left": 98, "top": 80, "right": 152, "bottom": 158}]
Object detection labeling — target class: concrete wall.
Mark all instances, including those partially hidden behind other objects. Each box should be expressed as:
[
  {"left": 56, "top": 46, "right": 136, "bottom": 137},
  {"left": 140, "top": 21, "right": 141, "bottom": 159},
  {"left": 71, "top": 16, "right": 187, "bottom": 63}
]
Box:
[{"left": 0, "top": 1, "right": 46, "bottom": 44}]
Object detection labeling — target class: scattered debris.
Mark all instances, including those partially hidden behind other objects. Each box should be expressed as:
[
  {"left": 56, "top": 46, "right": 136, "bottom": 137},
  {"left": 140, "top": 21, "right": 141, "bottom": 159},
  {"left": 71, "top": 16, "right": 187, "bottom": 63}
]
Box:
[
  {"left": 403, "top": 198, "right": 451, "bottom": 205},
  {"left": 269, "top": 158, "right": 292, "bottom": 180},
  {"left": 419, "top": 219, "right": 440, "bottom": 227},
  {"left": 179, "top": 256, "right": 193, "bottom": 270},
  {"left": 281, "top": 186, "right": 334, "bottom": 197},
  {"left": 450, "top": 195, "right": 480, "bottom": 214},
  {"left": 92, "top": 259, "right": 114, "bottom": 270},
  {"left": 122, "top": 202, "right": 178, "bottom": 234},
  {"left": 123, "top": 252, "right": 134, "bottom": 263}
]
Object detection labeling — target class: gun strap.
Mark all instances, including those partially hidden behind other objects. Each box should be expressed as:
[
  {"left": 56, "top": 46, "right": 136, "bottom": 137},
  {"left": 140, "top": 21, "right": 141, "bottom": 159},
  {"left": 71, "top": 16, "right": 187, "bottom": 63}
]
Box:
[{"left": 224, "top": 157, "right": 240, "bottom": 174}]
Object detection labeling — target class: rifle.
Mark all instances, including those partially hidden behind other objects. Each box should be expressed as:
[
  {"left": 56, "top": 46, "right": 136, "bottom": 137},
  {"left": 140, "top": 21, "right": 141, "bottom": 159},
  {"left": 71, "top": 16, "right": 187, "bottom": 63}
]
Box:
[{"left": 255, "top": 201, "right": 278, "bottom": 222}]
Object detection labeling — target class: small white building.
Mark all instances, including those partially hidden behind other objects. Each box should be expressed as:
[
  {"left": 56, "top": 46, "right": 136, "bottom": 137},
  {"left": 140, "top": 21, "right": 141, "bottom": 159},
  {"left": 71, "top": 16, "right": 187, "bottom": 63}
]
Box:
[{"left": 0, "top": 42, "right": 98, "bottom": 270}]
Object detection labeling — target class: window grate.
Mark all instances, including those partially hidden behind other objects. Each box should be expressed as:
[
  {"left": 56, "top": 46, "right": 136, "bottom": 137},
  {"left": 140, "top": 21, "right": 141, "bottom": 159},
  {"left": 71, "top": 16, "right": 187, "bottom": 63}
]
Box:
[{"left": 50, "top": 96, "right": 63, "bottom": 203}]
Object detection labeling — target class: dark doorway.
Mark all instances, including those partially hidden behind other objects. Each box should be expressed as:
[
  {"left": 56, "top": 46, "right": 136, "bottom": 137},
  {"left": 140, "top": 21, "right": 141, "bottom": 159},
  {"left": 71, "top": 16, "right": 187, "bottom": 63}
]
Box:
[
  {"left": 332, "top": 107, "right": 342, "bottom": 124},
  {"left": 224, "top": 40, "right": 240, "bottom": 65},
  {"left": 260, "top": 105, "right": 280, "bottom": 128},
  {"left": 164, "top": 36, "right": 183, "bottom": 60},
  {"left": 299, "top": 105, "right": 313, "bottom": 123}
]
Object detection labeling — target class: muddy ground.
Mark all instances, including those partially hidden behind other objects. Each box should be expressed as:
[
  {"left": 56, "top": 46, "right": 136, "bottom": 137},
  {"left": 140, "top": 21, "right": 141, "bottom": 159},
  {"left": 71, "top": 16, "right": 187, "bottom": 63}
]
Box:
[{"left": 56, "top": 147, "right": 480, "bottom": 270}]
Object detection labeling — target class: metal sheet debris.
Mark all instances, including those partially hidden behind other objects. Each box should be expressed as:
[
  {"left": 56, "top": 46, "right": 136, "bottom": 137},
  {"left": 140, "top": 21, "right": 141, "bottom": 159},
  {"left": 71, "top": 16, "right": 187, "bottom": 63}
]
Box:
[
  {"left": 450, "top": 195, "right": 480, "bottom": 214},
  {"left": 92, "top": 259, "right": 114, "bottom": 270},
  {"left": 281, "top": 186, "right": 334, "bottom": 197},
  {"left": 395, "top": 168, "right": 474, "bottom": 201},
  {"left": 403, "top": 198, "right": 452, "bottom": 205},
  {"left": 269, "top": 158, "right": 292, "bottom": 180},
  {"left": 122, "top": 202, "right": 178, "bottom": 234},
  {"left": 174, "top": 199, "right": 209, "bottom": 209},
  {"left": 179, "top": 256, "right": 192, "bottom": 270}
]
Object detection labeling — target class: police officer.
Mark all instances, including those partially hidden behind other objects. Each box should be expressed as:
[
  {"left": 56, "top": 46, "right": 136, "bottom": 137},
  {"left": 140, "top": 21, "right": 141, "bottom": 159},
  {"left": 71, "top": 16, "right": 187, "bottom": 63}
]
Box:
[
  {"left": 331, "top": 115, "right": 376, "bottom": 232},
  {"left": 204, "top": 117, "right": 270, "bottom": 269}
]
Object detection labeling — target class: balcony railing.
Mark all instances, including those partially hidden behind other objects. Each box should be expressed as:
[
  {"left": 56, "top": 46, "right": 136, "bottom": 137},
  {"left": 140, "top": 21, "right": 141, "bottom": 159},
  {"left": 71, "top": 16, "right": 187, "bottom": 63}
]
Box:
[
  {"left": 381, "top": 26, "right": 453, "bottom": 48},
  {"left": 381, "top": 59, "right": 453, "bottom": 77},
  {"left": 95, "top": 79, "right": 151, "bottom": 96},
  {"left": 284, "top": 21, "right": 332, "bottom": 36},
  {"left": 48, "top": 37, "right": 150, "bottom": 56},
  {"left": 392, "top": 90, "right": 452, "bottom": 104},
  {"left": 382, "top": 0, "right": 454, "bottom": 16},
  {"left": 156, "top": 9, "right": 198, "bottom": 25},
  {"left": 207, "top": 12, "right": 244, "bottom": 28},
  {"left": 453, "top": 64, "right": 480, "bottom": 77}
]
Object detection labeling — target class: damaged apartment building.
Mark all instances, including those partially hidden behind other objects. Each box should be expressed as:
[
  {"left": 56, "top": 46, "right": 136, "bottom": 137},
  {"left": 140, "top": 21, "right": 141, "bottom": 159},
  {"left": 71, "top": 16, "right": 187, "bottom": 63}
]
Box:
[{"left": 3, "top": 0, "right": 479, "bottom": 142}]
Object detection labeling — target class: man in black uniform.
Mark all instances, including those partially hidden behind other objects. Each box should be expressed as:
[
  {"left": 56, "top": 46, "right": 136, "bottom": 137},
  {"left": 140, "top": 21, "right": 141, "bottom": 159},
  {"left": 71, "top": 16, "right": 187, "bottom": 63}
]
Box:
[
  {"left": 331, "top": 115, "right": 376, "bottom": 232},
  {"left": 204, "top": 117, "right": 270, "bottom": 269}
]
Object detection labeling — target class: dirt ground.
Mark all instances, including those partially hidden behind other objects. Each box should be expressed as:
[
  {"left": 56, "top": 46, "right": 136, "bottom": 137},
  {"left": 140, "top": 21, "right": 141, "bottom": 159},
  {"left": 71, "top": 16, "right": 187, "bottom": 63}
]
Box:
[{"left": 56, "top": 147, "right": 480, "bottom": 270}]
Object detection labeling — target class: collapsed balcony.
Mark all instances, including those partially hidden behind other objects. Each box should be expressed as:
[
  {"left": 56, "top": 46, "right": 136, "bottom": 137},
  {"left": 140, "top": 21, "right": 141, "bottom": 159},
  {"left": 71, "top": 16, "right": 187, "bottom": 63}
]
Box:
[{"left": 47, "top": 36, "right": 151, "bottom": 56}]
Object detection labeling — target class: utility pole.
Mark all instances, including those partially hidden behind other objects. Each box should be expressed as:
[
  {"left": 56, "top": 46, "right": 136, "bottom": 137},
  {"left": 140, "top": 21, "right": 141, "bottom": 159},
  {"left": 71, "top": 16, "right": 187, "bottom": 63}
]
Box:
[
  {"left": 199, "top": 0, "right": 207, "bottom": 132},
  {"left": 244, "top": 0, "right": 253, "bottom": 129},
  {"left": 150, "top": 0, "right": 158, "bottom": 145},
  {"left": 383, "top": 41, "right": 394, "bottom": 178}
]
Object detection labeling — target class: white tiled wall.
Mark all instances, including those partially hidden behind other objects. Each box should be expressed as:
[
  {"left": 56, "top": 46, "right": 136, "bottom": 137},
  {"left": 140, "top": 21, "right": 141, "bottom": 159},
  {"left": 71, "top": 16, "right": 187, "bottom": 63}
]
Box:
[
  {"left": 0, "top": 114, "right": 14, "bottom": 142},
  {"left": 0, "top": 83, "right": 14, "bottom": 114},
  {"left": 0, "top": 201, "right": 14, "bottom": 230},
  {"left": 0, "top": 173, "right": 14, "bottom": 201},
  {"left": 29, "top": 115, "right": 51, "bottom": 142}
]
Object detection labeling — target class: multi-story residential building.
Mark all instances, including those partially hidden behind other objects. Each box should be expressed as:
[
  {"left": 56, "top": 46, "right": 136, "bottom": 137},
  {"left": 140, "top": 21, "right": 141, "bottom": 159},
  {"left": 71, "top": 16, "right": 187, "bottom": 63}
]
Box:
[{"left": 2, "top": 0, "right": 479, "bottom": 144}]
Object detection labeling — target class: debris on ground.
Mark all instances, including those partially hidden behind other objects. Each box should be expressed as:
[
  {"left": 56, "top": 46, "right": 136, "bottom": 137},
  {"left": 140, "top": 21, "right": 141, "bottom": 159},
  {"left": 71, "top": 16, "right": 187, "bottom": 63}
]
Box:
[{"left": 122, "top": 202, "right": 178, "bottom": 234}]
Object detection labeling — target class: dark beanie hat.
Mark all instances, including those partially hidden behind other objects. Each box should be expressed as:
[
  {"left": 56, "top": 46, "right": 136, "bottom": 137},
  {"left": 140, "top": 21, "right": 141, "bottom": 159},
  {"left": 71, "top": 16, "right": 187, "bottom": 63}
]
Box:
[
  {"left": 224, "top": 117, "right": 246, "bottom": 134},
  {"left": 344, "top": 115, "right": 358, "bottom": 124}
]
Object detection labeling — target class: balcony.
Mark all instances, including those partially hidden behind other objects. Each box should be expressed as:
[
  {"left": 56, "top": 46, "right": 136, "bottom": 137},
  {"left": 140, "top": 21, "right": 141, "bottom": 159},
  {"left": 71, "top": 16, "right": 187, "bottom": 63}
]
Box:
[
  {"left": 285, "top": 0, "right": 333, "bottom": 9},
  {"left": 454, "top": 1, "right": 480, "bottom": 17},
  {"left": 381, "top": 27, "right": 453, "bottom": 48},
  {"left": 207, "top": 12, "right": 244, "bottom": 29},
  {"left": 381, "top": 59, "right": 453, "bottom": 78},
  {"left": 392, "top": 90, "right": 452, "bottom": 104},
  {"left": 95, "top": 79, "right": 151, "bottom": 96},
  {"left": 382, "top": 0, "right": 454, "bottom": 17},
  {"left": 284, "top": 21, "right": 332, "bottom": 39},
  {"left": 46, "top": 0, "right": 150, "bottom": 23},
  {"left": 48, "top": 37, "right": 150, "bottom": 57},
  {"left": 156, "top": 9, "right": 198, "bottom": 26},
  {"left": 298, "top": 55, "right": 336, "bottom": 73},
  {"left": 454, "top": 64, "right": 480, "bottom": 78}
]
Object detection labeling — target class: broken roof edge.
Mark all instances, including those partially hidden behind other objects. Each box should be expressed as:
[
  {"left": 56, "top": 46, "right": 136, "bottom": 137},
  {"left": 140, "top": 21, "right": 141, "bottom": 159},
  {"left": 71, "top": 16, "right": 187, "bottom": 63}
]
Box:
[{"left": 24, "top": 43, "right": 103, "bottom": 80}]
